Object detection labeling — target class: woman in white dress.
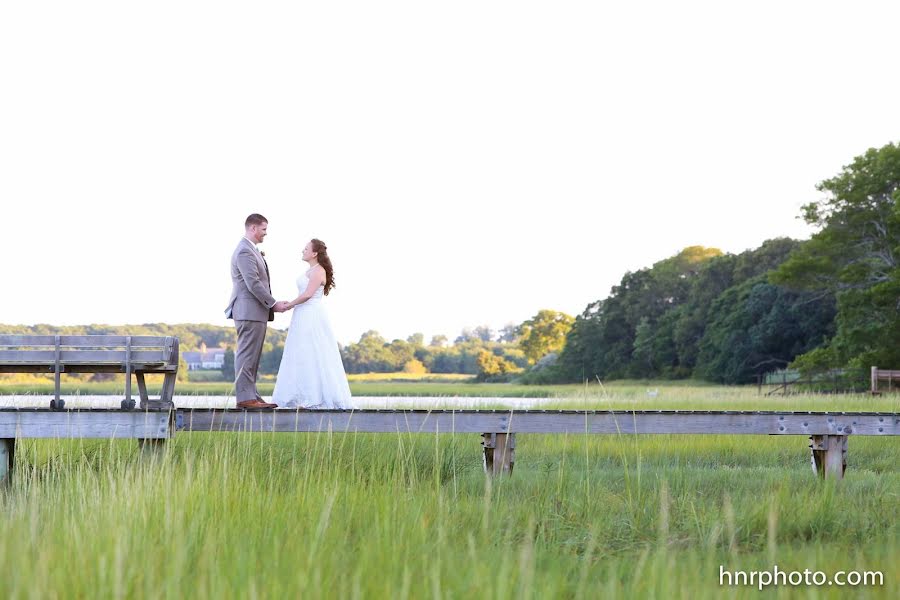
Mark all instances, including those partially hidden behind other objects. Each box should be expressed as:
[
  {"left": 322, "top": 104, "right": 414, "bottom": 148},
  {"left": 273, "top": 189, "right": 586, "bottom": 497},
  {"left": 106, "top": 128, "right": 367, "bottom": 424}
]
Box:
[{"left": 272, "top": 239, "right": 353, "bottom": 409}]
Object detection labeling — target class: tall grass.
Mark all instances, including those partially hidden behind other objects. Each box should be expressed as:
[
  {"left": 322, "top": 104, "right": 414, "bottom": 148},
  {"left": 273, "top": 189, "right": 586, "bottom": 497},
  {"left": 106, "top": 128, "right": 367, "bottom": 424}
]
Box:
[
  {"left": 0, "top": 386, "right": 897, "bottom": 598},
  {"left": 4, "top": 376, "right": 900, "bottom": 404},
  {"left": 0, "top": 379, "right": 561, "bottom": 398}
]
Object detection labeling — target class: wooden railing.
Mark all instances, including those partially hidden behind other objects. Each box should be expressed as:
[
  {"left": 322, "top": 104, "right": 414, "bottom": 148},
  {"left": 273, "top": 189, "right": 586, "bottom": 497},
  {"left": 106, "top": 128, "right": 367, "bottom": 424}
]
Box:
[{"left": 871, "top": 366, "right": 900, "bottom": 394}]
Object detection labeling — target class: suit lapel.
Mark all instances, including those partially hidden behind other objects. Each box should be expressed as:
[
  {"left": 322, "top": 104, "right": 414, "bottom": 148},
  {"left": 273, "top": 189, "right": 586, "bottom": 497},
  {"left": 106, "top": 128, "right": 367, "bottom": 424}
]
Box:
[{"left": 262, "top": 256, "right": 271, "bottom": 293}]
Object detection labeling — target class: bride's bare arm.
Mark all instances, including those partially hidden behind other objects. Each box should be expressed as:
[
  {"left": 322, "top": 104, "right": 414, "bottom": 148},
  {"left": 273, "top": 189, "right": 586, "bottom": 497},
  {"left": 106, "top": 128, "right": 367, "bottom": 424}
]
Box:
[{"left": 288, "top": 268, "right": 326, "bottom": 308}]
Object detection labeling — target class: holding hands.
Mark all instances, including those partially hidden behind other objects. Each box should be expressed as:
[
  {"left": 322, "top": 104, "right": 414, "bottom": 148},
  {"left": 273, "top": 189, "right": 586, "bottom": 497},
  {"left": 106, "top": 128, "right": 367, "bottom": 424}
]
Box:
[{"left": 273, "top": 301, "right": 293, "bottom": 313}]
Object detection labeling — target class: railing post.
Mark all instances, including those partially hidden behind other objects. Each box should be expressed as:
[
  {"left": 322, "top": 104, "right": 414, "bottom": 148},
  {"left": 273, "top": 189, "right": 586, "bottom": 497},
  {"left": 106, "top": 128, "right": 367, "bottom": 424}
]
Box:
[
  {"left": 160, "top": 337, "right": 178, "bottom": 409},
  {"left": 51, "top": 335, "right": 64, "bottom": 410},
  {"left": 143, "top": 337, "right": 177, "bottom": 410},
  {"left": 122, "top": 336, "right": 136, "bottom": 410}
]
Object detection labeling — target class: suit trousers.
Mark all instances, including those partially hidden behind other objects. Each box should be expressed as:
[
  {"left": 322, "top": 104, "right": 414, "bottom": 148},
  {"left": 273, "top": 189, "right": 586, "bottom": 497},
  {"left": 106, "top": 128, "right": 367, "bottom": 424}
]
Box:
[{"left": 234, "top": 320, "right": 268, "bottom": 401}]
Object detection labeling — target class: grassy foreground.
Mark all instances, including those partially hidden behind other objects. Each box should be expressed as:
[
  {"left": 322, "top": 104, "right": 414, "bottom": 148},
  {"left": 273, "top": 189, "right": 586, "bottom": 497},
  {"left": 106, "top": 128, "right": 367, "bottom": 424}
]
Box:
[{"left": 0, "top": 386, "right": 897, "bottom": 598}]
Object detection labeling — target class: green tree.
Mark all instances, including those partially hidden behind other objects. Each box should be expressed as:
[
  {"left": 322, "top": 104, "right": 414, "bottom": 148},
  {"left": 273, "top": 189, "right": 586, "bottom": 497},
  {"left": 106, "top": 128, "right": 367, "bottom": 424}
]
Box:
[
  {"left": 259, "top": 343, "right": 283, "bottom": 374},
  {"left": 402, "top": 359, "right": 427, "bottom": 374},
  {"left": 497, "top": 323, "right": 519, "bottom": 343},
  {"left": 771, "top": 142, "right": 900, "bottom": 369},
  {"left": 473, "top": 326, "right": 494, "bottom": 342},
  {"left": 475, "top": 349, "right": 521, "bottom": 381},
  {"left": 671, "top": 238, "right": 802, "bottom": 375},
  {"left": 556, "top": 247, "right": 721, "bottom": 381},
  {"left": 455, "top": 326, "right": 493, "bottom": 343},
  {"left": 517, "top": 309, "right": 575, "bottom": 364},
  {"left": 177, "top": 356, "right": 189, "bottom": 382},
  {"left": 631, "top": 314, "right": 678, "bottom": 376},
  {"left": 430, "top": 348, "right": 462, "bottom": 373},
  {"left": 695, "top": 277, "right": 836, "bottom": 383},
  {"left": 222, "top": 348, "right": 235, "bottom": 381},
  {"left": 387, "top": 339, "right": 415, "bottom": 370},
  {"left": 340, "top": 330, "right": 397, "bottom": 373}
]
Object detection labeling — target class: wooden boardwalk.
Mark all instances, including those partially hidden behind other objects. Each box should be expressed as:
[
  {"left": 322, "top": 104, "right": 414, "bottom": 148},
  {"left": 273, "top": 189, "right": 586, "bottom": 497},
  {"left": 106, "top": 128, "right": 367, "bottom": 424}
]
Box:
[
  {"left": 177, "top": 408, "right": 898, "bottom": 436},
  {"left": 2, "top": 408, "right": 898, "bottom": 480},
  {"left": 3, "top": 336, "right": 894, "bottom": 481}
]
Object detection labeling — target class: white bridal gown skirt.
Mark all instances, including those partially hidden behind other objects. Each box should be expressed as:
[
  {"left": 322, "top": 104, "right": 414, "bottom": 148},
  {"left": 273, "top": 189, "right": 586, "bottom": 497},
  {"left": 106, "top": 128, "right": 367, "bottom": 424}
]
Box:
[{"left": 272, "top": 297, "right": 352, "bottom": 409}]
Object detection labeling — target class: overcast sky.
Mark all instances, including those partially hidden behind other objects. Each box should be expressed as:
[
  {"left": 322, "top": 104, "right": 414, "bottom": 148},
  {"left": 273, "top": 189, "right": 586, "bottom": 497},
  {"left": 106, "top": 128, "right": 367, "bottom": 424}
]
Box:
[{"left": 2, "top": 1, "right": 898, "bottom": 345}]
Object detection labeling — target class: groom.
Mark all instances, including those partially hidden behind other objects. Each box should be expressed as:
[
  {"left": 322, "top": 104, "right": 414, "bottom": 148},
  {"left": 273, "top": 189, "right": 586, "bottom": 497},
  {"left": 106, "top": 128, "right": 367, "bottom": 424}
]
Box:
[{"left": 225, "top": 213, "right": 291, "bottom": 410}]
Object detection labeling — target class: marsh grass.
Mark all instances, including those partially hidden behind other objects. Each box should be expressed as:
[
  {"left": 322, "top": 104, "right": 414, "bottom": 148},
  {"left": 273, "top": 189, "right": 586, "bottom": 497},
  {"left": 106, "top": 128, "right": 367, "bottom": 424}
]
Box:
[
  {"left": 0, "top": 379, "right": 558, "bottom": 398},
  {"left": 0, "top": 385, "right": 897, "bottom": 598},
  {"left": 3, "top": 377, "right": 900, "bottom": 405}
]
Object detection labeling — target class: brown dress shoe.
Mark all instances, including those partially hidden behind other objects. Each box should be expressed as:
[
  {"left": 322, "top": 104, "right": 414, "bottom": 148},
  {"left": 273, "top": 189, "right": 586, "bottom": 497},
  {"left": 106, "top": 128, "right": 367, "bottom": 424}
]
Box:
[{"left": 237, "top": 399, "right": 277, "bottom": 410}]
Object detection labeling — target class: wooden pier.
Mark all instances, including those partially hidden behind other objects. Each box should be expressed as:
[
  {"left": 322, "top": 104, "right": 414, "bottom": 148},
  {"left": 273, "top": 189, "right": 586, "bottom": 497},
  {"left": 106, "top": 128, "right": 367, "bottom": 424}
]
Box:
[{"left": 2, "top": 408, "right": 897, "bottom": 481}]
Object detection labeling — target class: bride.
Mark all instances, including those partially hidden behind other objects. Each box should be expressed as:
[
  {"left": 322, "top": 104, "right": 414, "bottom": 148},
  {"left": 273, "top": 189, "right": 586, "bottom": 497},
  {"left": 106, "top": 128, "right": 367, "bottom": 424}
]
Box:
[{"left": 272, "top": 238, "right": 353, "bottom": 409}]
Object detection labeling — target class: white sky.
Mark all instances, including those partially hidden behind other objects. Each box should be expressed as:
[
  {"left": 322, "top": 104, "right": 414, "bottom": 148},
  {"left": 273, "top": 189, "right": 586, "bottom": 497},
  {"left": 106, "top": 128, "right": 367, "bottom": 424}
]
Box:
[{"left": 2, "top": 1, "right": 898, "bottom": 346}]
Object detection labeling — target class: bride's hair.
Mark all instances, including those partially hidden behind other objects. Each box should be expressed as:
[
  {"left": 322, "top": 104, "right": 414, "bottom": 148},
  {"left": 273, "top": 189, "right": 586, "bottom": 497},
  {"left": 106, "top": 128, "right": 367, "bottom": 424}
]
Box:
[{"left": 311, "top": 238, "right": 335, "bottom": 296}]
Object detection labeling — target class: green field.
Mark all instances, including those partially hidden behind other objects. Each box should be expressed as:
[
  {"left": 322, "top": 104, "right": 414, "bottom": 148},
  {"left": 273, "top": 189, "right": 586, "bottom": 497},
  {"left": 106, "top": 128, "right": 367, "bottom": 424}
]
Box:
[{"left": 0, "top": 384, "right": 897, "bottom": 598}]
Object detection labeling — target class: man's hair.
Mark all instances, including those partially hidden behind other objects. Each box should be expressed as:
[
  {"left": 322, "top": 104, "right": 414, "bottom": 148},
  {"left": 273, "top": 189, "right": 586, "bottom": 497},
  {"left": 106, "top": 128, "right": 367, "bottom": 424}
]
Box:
[{"left": 245, "top": 213, "right": 268, "bottom": 228}]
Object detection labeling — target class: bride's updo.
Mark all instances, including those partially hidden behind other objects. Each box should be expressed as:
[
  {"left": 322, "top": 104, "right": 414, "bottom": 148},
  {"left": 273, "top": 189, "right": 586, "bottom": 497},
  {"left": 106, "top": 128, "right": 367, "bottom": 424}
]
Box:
[{"left": 311, "top": 238, "right": 335, "bottom": 296}]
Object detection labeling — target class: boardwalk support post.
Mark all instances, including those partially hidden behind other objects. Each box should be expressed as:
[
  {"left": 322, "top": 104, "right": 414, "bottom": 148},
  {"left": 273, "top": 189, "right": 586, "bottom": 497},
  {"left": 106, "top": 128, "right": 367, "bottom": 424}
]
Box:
[
  {"left": 482, "top": 432, "right": 515, "bottom": 476},
  {"left": 0, "top": 438, "right": 14, "bottom": 485},
  {"left": 137, "top": 409, "right": 175, "bottom": 461},
  {"left": 809, "top": 434, "right": 847, "bottom": 480},
  {"left": 138, "top": 438, "right": 167, "bottom": 461}
]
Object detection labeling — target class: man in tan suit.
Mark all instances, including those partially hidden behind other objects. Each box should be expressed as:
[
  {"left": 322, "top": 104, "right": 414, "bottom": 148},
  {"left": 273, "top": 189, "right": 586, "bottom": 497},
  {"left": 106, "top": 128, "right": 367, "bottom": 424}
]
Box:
[{"left": 226, "top": 213, "right": 290, "bottom": 409}]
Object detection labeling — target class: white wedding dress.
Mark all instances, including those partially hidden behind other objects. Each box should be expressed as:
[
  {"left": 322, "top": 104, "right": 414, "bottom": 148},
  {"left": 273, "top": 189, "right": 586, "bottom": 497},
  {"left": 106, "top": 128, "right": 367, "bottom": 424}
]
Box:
[{"left": 272, "top": 269, "right": 353, "bottom": 409}]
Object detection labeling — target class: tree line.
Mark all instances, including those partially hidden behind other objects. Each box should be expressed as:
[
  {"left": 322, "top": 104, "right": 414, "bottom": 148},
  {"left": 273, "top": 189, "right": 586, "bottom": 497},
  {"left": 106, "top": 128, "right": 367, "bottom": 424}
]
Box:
[
  {"left": 548, "top": 141, "right": 899, "bottom": 384},
  {"left": 0, "top": 310, "right": 575, "bottom": 382}
]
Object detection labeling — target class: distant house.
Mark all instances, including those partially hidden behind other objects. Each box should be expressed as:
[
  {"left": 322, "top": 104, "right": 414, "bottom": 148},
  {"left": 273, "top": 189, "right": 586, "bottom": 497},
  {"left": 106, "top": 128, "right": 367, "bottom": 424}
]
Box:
[{"left": 183, "top": 343, "right": 226, "bottom": 370}]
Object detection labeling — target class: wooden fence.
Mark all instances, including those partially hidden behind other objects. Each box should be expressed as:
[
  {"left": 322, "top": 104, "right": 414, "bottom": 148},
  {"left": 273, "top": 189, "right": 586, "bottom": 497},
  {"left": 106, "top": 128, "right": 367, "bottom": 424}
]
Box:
[{"left": 871, "top": 367, "right": 900, "bottom": 394}]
